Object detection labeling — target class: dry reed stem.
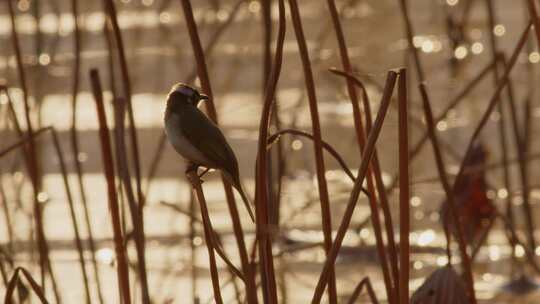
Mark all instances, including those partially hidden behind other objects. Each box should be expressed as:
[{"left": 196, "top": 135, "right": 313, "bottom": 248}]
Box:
[
  {"left": 262, "top": 0, "right": 286, "bottom": 234},
  {"left": 470, "top": 216, "right": 496, "bottom": 261},
  {"left": 526, "top": 0, "right": 540, "bottom": 45},
  {"left": 5, "top": 267, "right": 49, "bottom": 304},
  {"left": 328, "top": 68, "right": 400, "bottom": 287},
  {"left": 112, "top": 97, "right": 152, "bottom": 303},
  {"left": 484, "top": 0, "right": 515, "bottom": 268},
  {"left": 0, "top": 127, "right": 51, "bottom": 158},
  {"left": 450, "top": 22, "right": 533, "bottom": 257},
  {"left": 49, "top": 128, "right": 91, "bottom": 304},
  {"left": 189, "top": 192, "right": 198, "bottom": 303},
  {"left": 186, "top": 170, "right": 224, "bottom": 304},
  {"left": 397, "top": 69, "right": 409, "bottom": 304},
  {"left": 288, "top": 1, "right": 337, "bottom": 302},
  {"left": 325, "top": 1, "right": 396, "bottom": 301},
  {"left": 397, "top": 0, "right": 425, "bottom": 82},
  {"left": 160, "top": 201, "right": 203, "bottom": 224},
  {"left": 0, "top": 170, "right": 14, "bottom": 255},
  {"left": 287, "top": 0, "right": 359, "bottom": 129},
  {"left": 69, "top": 0, "right": 103, "bottom": 302},
  {"left": 347, "top": 277, "right": 379, "bottom": 304},
  {"left": 312, "top": 71, "right": 397, "bottom": 304},
  {"left": 184, "top": 0, "right": 246, "bottom": 83},
  {"left": 388, "top": 5, "right": 497, "bottom": 191},
  {"left": 0, "top": 119, "right": 91, "bottom": 303},
  {"left": 486, "top": 2, "right": 530, "bottom": 270},
  {"left": 102, "top": 0, "right": 144, "bottom": 206},
  {"left": 254, "top": 0, "right": 286, "bottom": 302},
  {"left": 497, "top": 213, "right": 540, "bottom": 274},
  {"left": 209, "top": 236, "right": 246, "bottom": 282},
  {"left": 404, "top": 58, "right": 496, "bottom": 163},
  {"left": 267, "top": 129, "right": 367, "bottom": 190},
  {"left": 103, "top": 23, "right": 118, "bottom": 97},
  {"left": 179, "top": 1, "right": 257, "bottom": 301},
  {"left": 101, "top": 1, "right": 149, "bottom": 301},
  {"left": 0, "top": 257, "right": 9, "bottom": 289},
  {"left": 6, "top": 1, "right": 61, "bottom": 300},
  {"left": 90, "top": 69, "right": 131, "bottom": 304},
  {"left": 418, "top": 83, "right": 476, "bottom": 304},
  {"left": 157, "top": 203, "right": 246, "bottom": 281},
  {"left": 499, "top": 54, "right": 535, "bottom": 250}
]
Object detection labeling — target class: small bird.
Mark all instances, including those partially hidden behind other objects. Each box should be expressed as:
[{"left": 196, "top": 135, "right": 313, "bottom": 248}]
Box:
[{"left": 164, "top": 83, "right": 255, "bottom": 221}]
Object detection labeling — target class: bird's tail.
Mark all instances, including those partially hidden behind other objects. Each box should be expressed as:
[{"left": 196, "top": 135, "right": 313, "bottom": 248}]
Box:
[{"left": 224, "top": 172, "right": 255, "bottom": 223}]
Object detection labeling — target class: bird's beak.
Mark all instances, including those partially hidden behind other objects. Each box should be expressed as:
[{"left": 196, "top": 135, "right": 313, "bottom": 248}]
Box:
[{"left": 199, "top": 94, "right": 209, "bottom": 101}]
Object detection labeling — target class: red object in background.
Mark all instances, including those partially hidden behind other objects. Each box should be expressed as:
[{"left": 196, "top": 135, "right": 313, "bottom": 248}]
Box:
[{"left": 441, "top": 143, "right": 496, "bottom": 244}]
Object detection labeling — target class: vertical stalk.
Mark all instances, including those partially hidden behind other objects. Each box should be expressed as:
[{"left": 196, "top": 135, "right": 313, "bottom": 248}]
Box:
[
  {"left": 6, "top": 1, "right": 61, "bottom": 300},
  {"left": 287, "top": 1, "right": 337, "bottom": 302},
  {"left": 418, "top": 83, "right": 476, "bottom": 304},
  {"left": 189, "top": 192, "right": 198, "bottom": 303},
  {"left": 324, "top": 1, "right": 396, "bottom": 301},
  {"left": 499, "top": 54, "right": 535, "bottom": 251},
  {"left": 483, "top": 0, "right": 519, "bottom": 267},
  {"left": 186, "top": 171, "right": 224, "bottom": 304},
  {"left": 178, "top": 1, "right": 258, "bottom": 302},
  {"left": 90, "top": 69, "right": 132, "bottom": 304},
  {"left": 254, "top": 0, "right": 287, "bottom": 302},
  {"left": 397, "top": 0, "right": 425, "bottom": 82},
  {"left": 70, "top": 0, "right": 104, "bottom": 301},
  {"left": 112, "top": 97, "right": 151, "bottom": 304},
  {"left": 312, "top": 72, "right": 397, "bottom": 304},
  {"left": 328, "top": 69, "right": 401, "bottom": 293},
  {"left": 526, "top": 0, "right": 540, "bottom": 45},
  {"left": 102, "top": 0, "right": 144, "bottom": 207},
  {"left": 49, "top": 128, "right": 91, "bottom": 304},
  {"left": 387, "top": 60, "right": 497, "bottom": 191},
  {"left": 397, "top": 69, "right": 409, "bottom": 304},
  {"left": 450, "top": 22, "right": 532, "bottom": 223},
  {"left": 102, "top": 1, "right": 149, "bottom": 301}
]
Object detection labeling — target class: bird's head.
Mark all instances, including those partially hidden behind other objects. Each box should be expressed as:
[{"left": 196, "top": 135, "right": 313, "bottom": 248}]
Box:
[{"left": 167, "top": 83, "right": 209, "bottom": 108}]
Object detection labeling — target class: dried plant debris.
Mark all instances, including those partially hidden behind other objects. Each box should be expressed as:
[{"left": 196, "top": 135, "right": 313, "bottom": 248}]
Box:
[
  {"left": 441, "top": 143, "right": 496, "bottom": 245},
  {"left": 411, "top": 266, "right": 469, "bottom": 304}
]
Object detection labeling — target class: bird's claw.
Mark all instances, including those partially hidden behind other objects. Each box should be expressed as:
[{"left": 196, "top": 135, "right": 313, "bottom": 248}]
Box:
[
  {"left": 198, "top": 167, "right": 211, "bottom": 179},
  {"left": 185, "top": 163, "right": 211, "bottom": 184},
  {"left": 185, "top": 163, "right": 199, "bottom": 175}
]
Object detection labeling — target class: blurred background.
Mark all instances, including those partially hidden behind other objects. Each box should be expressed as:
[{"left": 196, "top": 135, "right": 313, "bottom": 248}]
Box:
[{"left": 0, "top": 0, "right": 540, "bottom": 303}]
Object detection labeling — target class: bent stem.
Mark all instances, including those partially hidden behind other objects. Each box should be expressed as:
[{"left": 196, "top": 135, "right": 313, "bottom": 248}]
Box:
[
  {"left": 311, "top": 71, "right": 397, "bottom": 304},
  {"left": 347, "top": 277, "right": 379, "bottom": 304},
  {"left": 5, "top": 267, "right": 49, "bottom": 304},
  {"left": 329, "top": 68, "right": 400, "bottom": 295},
  {"left": 325, "top": 1, "right": 396, "bottom": 301}
]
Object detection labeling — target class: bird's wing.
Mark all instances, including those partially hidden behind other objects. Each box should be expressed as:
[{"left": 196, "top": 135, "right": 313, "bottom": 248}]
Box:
[
  {"left": 179, "top": 106, "right": 254, "bottom": 221},
  {"left": 179, "top": 106, "right": 239, "bottom": 174}
]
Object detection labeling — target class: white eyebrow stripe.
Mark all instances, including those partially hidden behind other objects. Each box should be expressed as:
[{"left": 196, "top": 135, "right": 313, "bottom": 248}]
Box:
[{"left": 175, "top": 86, "right": 195, "bottom": 96}]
